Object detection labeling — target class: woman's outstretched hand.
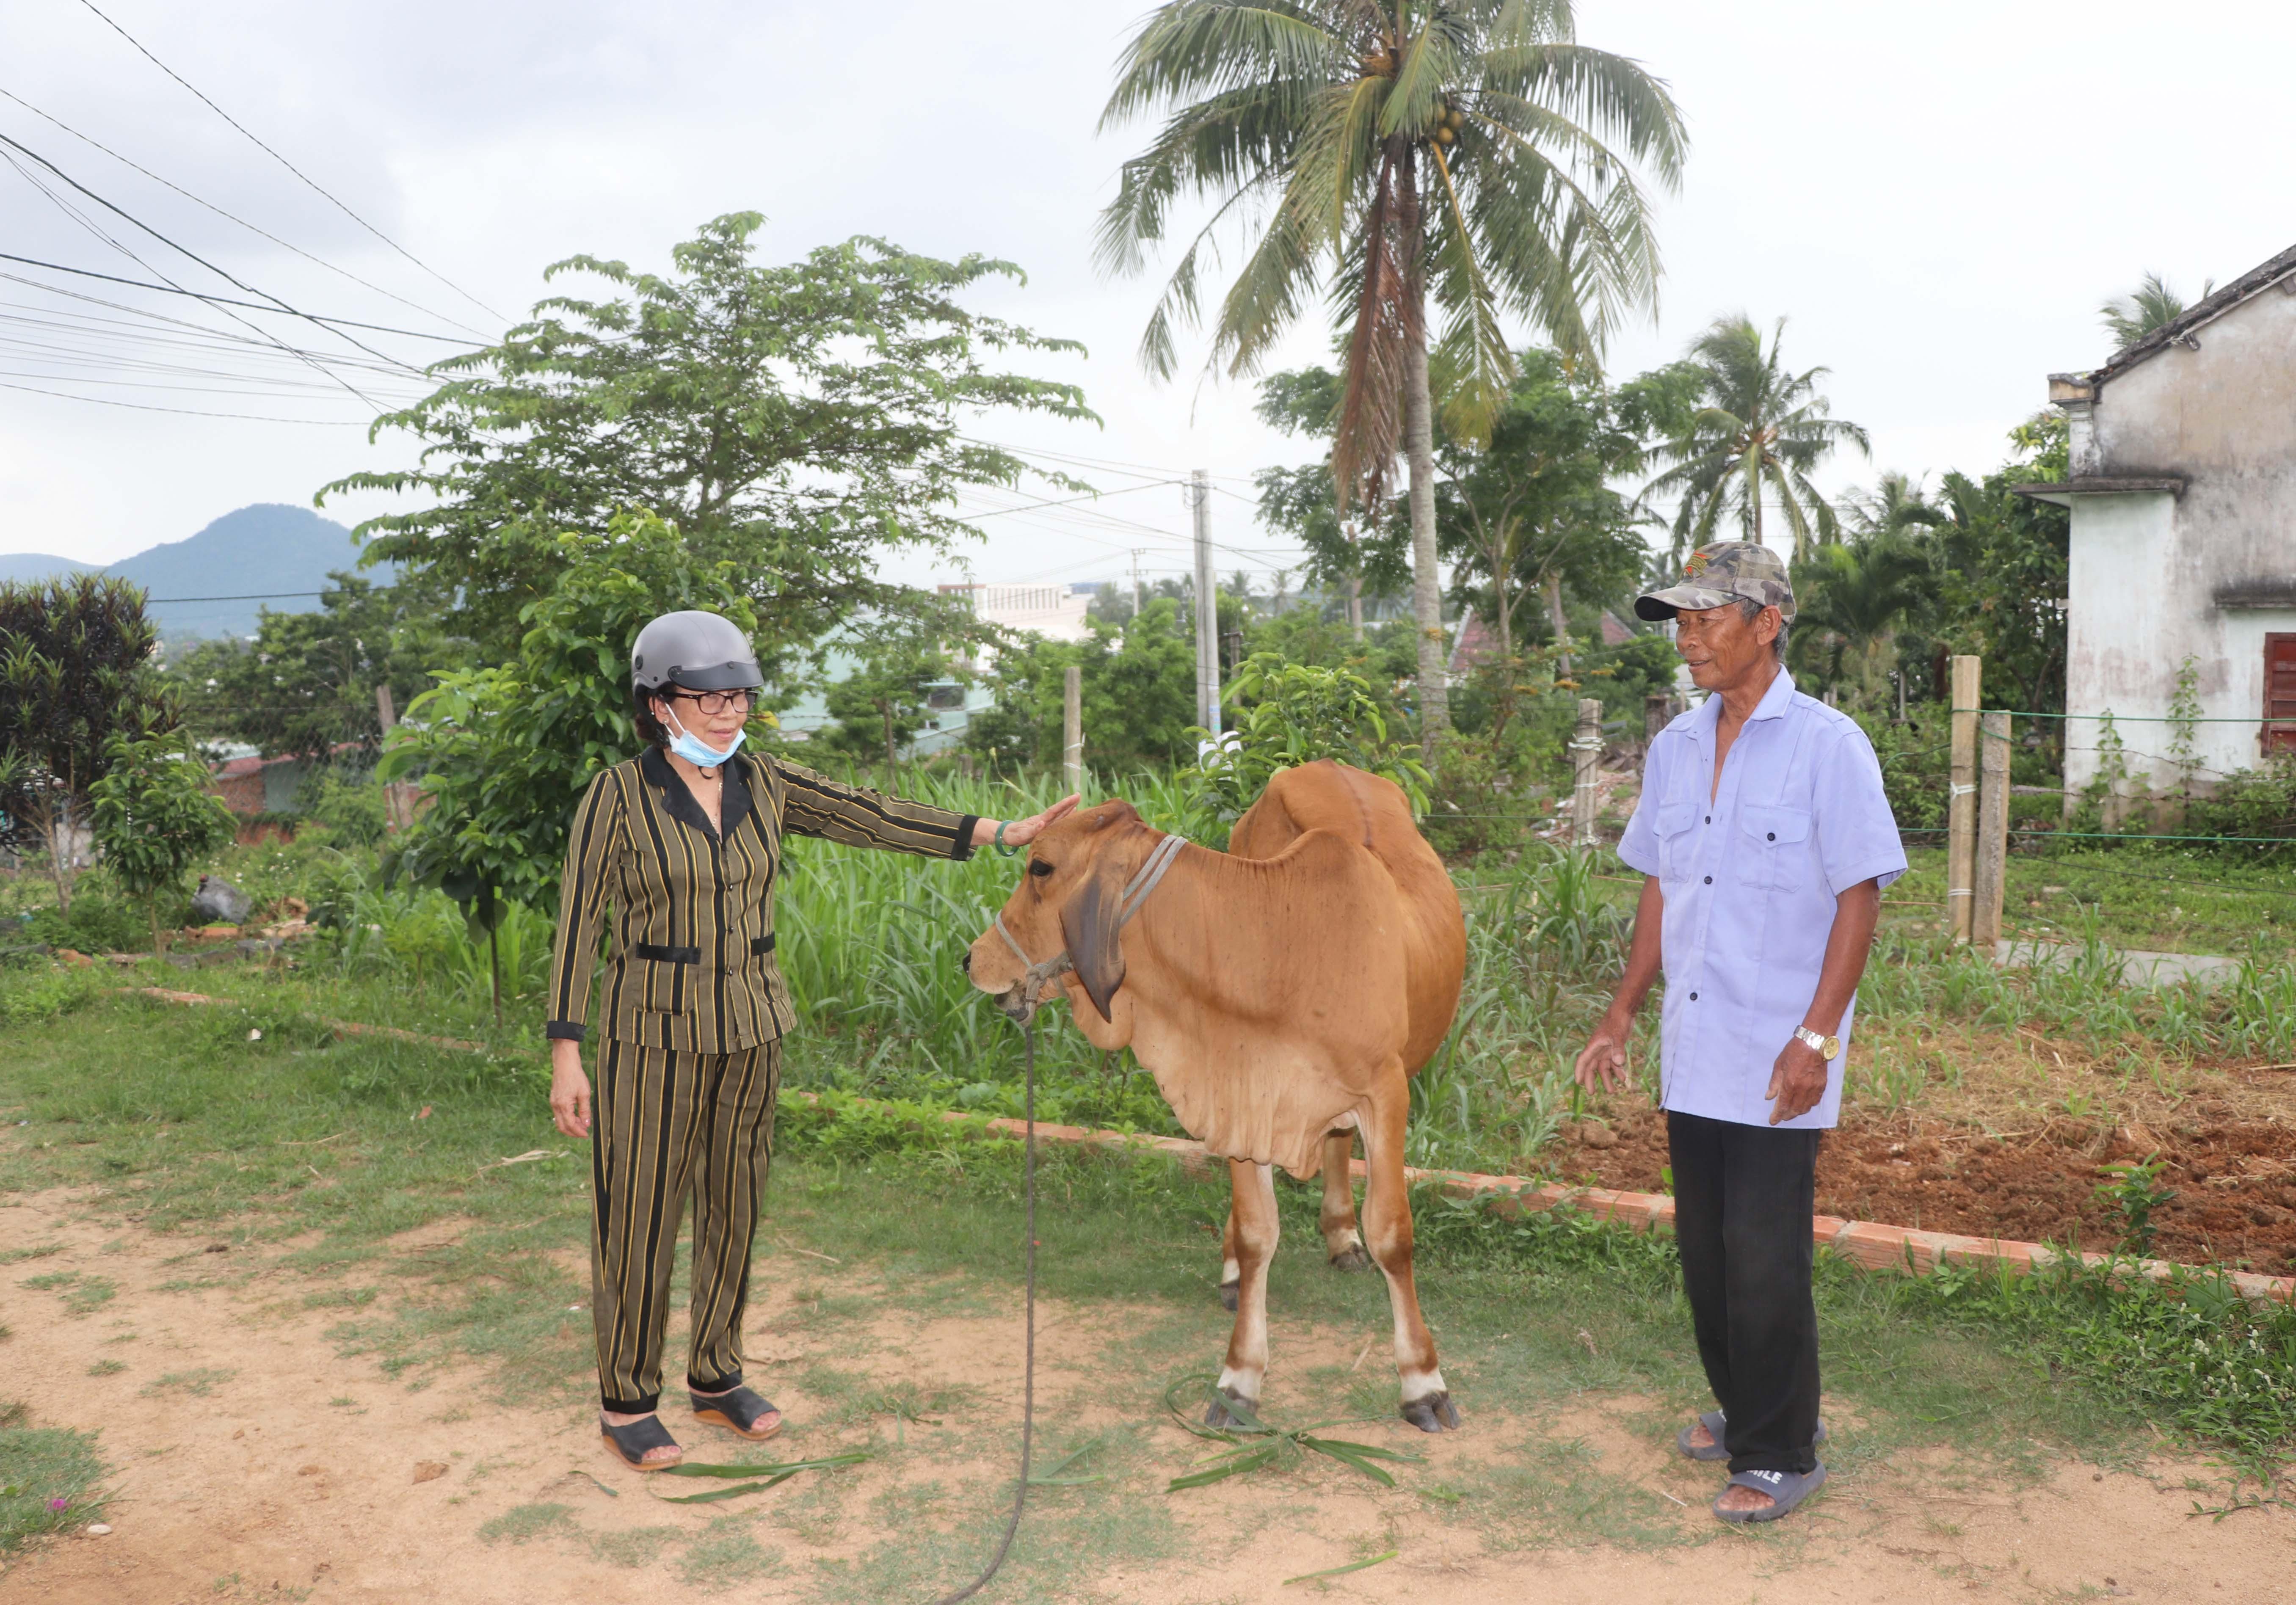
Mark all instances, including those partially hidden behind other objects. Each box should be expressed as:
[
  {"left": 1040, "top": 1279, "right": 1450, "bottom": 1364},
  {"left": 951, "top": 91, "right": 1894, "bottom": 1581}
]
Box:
[{"left": 977, "top": 795, "right": 1080, "bottom": 852}]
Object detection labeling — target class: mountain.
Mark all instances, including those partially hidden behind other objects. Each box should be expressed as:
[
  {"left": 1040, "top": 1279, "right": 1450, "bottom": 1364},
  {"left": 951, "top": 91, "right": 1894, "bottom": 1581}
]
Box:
[
  {"left": 0, "top": 504, "right": 392, "bottom": 639},
  {"left": 0, "top": 552, "right": 95, "bottom": 585}
]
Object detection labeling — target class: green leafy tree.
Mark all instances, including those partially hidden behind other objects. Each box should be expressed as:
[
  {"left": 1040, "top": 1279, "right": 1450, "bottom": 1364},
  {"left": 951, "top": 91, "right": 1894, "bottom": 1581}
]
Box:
[
  {"left": 1098, "top": 0, "right": 1687, "bottom": 740},
  {"left": 1929, "top": 413, "right": 2071, "bottom": 720},
  {"left": 1437, "top": 349, "right": 1694, "bottom": 681},
  {"left": 0, "top": 576, "right": 177, "bottom": 912},
  {"left": 2100, "top": 270, "right": 2210, "bottom": 351},
  {"left": 1643, "top": 314, "right": 1869, "bottom": 559},
  {"left": 1788, "top": 531, "right": 1933, "bottom": 708},
  {"left": 163, "top": 575, "right": 471, "bottom": 761},
  {"left": 818, "top": 600, "right": 983, "bottom": 788},
  {"left": 323, "top": 213, "right": 1093, "bottom": 663},
  {"left": 88, "top": 730, "right": 237, "bottom": 954},
  {"left": 1253, "top": 367, "right": 1414, "bottom": 637},
  {"left": 965, "top": 599, "right": 1199, "bottom": 774},
  {"left": 1182, "top": 652, "right": 1429, "bottom": 838},
  {"left": 374, "top": 513, "right": 770, "bottom": 1020}
]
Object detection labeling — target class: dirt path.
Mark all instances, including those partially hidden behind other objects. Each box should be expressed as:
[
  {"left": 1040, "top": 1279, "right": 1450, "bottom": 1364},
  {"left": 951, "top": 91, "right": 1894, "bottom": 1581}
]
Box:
[{"left": 3, "top": 1187, "right": 2291, "bottom": 1604}]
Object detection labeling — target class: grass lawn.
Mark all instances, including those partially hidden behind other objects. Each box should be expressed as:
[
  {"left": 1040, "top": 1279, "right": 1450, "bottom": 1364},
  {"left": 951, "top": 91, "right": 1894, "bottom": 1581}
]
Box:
[{"left": 11, "top": 977, "right": 2296, "bottom": 1595}]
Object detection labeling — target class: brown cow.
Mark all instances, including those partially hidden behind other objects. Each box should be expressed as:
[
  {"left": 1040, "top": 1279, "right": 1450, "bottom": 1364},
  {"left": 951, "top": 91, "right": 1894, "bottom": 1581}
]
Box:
[{"left": 962, "top": 761, "right": 1468, "bottom": 1431}]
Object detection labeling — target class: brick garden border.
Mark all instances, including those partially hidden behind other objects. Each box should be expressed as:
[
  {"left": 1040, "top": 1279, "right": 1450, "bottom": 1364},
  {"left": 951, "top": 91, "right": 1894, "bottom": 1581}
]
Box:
[{"left": 120, "top": 985, "right": 2296, "bottom": 1305}]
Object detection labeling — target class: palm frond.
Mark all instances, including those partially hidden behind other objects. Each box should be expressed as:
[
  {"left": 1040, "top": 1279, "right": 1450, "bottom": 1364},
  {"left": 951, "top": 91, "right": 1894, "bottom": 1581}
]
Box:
[
  {"left": 1423, "top": 144, "right": 1513, "bottom": 440},
  {"left": 1101, "top": 2, "right": 1342, "bottom": 130}
]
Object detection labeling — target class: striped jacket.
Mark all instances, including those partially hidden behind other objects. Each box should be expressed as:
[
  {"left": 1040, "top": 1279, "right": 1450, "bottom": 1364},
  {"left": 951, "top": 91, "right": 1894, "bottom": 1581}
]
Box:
[{"left": 545, "top": 747, "right": 979, "bottom": 1051}]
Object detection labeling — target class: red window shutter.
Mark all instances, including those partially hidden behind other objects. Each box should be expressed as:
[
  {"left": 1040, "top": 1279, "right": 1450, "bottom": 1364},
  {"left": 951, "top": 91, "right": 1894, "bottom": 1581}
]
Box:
[{"left": 2268, "top": 633, "right": 2296, "bottom": 754}]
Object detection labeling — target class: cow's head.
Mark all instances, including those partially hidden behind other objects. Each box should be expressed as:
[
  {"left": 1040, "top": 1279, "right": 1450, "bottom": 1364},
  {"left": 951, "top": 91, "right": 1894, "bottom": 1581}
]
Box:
[{"left": 964, "top": 800, "right": 1155, "bottom": 1023}]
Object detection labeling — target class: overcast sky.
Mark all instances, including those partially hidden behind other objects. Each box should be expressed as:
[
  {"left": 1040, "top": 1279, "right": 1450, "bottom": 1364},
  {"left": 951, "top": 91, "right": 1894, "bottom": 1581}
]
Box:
[{"left": 4, "top": 0, "right": 2291, "bottom": 597}]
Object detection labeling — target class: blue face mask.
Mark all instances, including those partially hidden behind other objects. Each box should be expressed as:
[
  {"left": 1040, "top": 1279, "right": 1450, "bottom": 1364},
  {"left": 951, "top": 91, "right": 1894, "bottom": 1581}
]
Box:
[{"left": 663, "top": 706, "right": 745, "bottom": 771}]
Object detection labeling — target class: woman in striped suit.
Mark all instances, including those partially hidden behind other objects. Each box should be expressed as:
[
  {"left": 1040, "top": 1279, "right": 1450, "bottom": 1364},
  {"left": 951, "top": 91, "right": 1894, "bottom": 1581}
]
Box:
[{"left": 546, "top": 611, "right": 1073, "bottom": 1470}]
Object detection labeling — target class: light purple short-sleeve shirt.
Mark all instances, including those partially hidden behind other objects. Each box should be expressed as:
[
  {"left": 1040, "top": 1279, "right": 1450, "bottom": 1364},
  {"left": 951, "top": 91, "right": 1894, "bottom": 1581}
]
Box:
[{"left": 1615, "top": 670, "right": 1907, "bottom": 1130}]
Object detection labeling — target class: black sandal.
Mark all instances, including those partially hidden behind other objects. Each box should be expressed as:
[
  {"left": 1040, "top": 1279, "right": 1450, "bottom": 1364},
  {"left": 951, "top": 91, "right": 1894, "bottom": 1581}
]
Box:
[
  {"left": 688, "top": 1383, "right": 784, "bottom": 1441},
  {"left": 599, "top": 1412, "right": 683, "bottom": 1470}
]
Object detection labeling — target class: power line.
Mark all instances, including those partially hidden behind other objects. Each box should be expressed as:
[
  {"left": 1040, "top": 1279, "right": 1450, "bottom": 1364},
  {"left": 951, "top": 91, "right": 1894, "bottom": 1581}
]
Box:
[
  {"left": 0, "top": 378, "right": 364, "bottom": 423},
  {"left": 0, "top": 85, "right": 490, "bottom": 339},
  {"left": 72, "top": 0, "right": 501, "bottom": 320},
  {"left": 0, "top": 143, "right": 389, "bottom": 413},
  {"left": 0, "top": 255, "right": 473, "bottom": 341},
  {"left": 0, "top": 130, "right": 423, "bottom": 389}
]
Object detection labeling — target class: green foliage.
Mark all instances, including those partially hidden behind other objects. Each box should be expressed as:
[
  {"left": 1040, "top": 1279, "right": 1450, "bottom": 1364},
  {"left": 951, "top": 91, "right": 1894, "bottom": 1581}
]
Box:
[
  {"left": 88, "top": 730, "right": 239, "bottom": 950},
  {"left": 1179, "top": 652, "right": 1429, "bottom": 836},
  {"left": 1251, "top": 367, "right": 1414, "bottom": 623},
  {"left": 1436, "top": 348, "right": 1694, "bottom": 660},
  {"left": 1857, "top": 711, "right": 1949, "bottom": 834},
  {"left": 964, "top": 599, "right": 1196, "bottom": 773},
  {"left": 817, "top": 601, "right": 984, "bottom": 784},
  {"left": 2095, "top": 1155, "right": 2178, "bottom": 1256},
  {"left": 375, "top": 512, "right": 767, "bottom": 923},
  {"left": 1926, "top": 415, "right": 2071, "bottom": 720},
  {"left": 2100, "top": 270, "right": 2208, "bottom": 352},
  {"left": 1789, "top": 529, "right": 1934, "bottom": 707},
  {"left": 324, "top": 212, "right": 1091, "bottom": 663},
  {"left": 304, "top": 770, "right": 391, "bottom": 848},
  {"left": 0, "top": 574, "right": 176, "bottom": 910},
  {"left": 161, "top": 574, "right": 471, "bottom": 762},
  {"left": 8, "top": 870, "right": 149, "bottom": 957},
  {"left": 2185, "top": 755, "right": 2296, "bottom": 847}
]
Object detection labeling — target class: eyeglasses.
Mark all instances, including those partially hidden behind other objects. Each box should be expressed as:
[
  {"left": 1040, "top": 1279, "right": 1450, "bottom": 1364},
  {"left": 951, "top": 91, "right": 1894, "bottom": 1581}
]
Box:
[{"left": 668, "top": 688, "right": 756, "bottom": 716}]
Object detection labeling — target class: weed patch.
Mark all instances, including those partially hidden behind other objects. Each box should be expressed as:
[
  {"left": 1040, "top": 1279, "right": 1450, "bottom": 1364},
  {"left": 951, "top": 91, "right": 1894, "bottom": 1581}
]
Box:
[{"left": 0, "top": 1420, "right": 107, "bottom": 1553}]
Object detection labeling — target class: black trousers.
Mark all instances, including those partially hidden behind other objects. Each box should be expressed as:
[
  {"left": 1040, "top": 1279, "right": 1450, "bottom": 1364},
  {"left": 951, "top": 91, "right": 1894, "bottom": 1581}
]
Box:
[
  {"left": 591, "top": 1038, "right": 781, "bottom": 1415},
  {"left": 1667, "top": 1109, "right": 1823, "bottom": 1476}
]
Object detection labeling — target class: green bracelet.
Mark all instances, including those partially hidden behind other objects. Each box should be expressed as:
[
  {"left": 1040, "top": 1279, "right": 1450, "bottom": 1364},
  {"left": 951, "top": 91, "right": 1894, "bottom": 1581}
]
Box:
[{"left": 993, "top": 820, "right": 1019, "bottom": 857}]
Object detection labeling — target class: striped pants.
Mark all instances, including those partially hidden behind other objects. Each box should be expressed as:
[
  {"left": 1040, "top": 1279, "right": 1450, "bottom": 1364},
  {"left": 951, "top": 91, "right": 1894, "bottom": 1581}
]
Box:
[{"left": 590, "top": 1038, "right": 782, "bottom": 1414}]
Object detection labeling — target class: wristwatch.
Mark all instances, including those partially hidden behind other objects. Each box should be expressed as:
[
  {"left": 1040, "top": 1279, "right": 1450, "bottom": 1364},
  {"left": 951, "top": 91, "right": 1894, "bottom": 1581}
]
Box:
[{"left": 1794, "top": 1026, "right": 1841, "bottom": 1060}]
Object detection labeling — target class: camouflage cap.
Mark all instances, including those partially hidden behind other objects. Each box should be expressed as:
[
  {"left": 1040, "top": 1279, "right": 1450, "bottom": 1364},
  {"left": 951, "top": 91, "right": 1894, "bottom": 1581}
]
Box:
[{"left": 1633, "top": 541, "right": 1796, "bottom": 624}]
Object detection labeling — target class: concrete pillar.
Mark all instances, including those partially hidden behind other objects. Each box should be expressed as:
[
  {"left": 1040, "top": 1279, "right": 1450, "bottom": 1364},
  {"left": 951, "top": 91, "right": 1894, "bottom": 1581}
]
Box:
[
  {"left": 1973, "top": 710, "right": 2012, "bottom": 951},
  {"left": 1570, "top": 698, "right": 1603, "bottom": 848},
  {"left": 1947, "top": 655, "right": 1982, "bottom": 943},
  {"left": 1062, "top": 665, "right": 1084, "bottom": 798}
]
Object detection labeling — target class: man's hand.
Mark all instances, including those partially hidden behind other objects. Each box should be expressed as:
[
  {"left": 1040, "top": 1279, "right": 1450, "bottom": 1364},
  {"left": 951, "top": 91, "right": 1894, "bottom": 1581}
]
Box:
[
  {"left": 549, "top": 1039, "right": 592, "bottom": 1140},
  {"left": 1573, "top": 1012, "right": 1637, "bottom": 1098},
  {"left": 1764, "top": 1037, "right": 1829, "bottom": 1125}
]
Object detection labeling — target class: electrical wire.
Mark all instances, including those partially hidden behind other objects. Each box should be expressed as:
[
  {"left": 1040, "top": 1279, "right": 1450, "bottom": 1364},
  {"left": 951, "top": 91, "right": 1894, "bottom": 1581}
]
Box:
[
  {"left": 0, "top": 378, "right": 364, "bottom": 423},
  {"left": 0, "top": 85, "right": 491, "bottom": 339},
  {"left": 71, "top": 0, "right": 501, "bottom": 320},
  {"left": 0, "top": 255, "right": 475, "bottom": 342}
]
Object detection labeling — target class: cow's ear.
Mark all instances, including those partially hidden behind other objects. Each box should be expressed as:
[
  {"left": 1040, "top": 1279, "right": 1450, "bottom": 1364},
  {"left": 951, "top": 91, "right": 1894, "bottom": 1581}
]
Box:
[{"left": 1060, "top": 860, "right": 1126, "bottom": 1021}]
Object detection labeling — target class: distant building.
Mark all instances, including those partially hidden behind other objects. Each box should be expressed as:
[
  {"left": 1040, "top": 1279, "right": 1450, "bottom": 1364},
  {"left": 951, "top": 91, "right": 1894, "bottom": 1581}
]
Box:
[
  {"left": 939, "top": 582, "right": 1094, "bottom": 643},
  {"left": 2017, "top": 243, "right": 2296, "bottom": 797}
]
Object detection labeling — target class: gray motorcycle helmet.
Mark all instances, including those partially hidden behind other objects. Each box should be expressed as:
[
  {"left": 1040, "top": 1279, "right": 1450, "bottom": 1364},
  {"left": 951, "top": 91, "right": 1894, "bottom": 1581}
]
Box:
[{"left": 630, "top": 610, "right": 764, "bottom": 693}]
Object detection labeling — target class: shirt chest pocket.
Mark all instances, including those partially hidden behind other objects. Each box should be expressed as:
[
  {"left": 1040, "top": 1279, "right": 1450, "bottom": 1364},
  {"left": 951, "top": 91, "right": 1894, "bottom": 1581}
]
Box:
[
  {"left": 1653, "top": 800, "right": 1699, "bottom": 882},
  {"left": 1733, "top": 805, "right": 1811, "bottom": 892}
]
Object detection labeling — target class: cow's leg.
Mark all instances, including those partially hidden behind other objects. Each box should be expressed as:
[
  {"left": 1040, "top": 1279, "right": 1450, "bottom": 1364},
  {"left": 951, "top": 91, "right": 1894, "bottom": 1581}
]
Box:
[
  {"left": 1218, "top": 1194, "right": 1241, "bottom": 1313},
  {"left": 1209, "top": 1159, "right": 1278, "bottom": 1426},
  {"left": 1320, "top": 1128, "right": 1370, "bottom": 1270},
  {"left": 1359, "top": 1076, "right": 1459, "bottom": 1432}
]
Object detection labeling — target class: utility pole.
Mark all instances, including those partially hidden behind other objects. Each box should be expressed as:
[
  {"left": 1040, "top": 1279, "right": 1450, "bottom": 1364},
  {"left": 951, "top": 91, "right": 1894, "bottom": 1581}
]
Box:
[
  {"left": 1062, "top": 665, "right": 1084, "bottom": 798},
  {"left": 1192, "top": 468, "right": 1221, "bottom": 739},
  {"left": 1130, "top": 549, "right": 1144, "bottom": 622}
]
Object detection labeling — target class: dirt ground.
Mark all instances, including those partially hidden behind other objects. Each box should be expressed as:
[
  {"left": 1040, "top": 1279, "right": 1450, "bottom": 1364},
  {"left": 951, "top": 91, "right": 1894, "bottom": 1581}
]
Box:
[
  {"left": 5, "top": 1189, "right": 2295, "bottom": 1604},
  {"left": 1556, "top": 1036, "right": 2296, "bottom": 1274}
]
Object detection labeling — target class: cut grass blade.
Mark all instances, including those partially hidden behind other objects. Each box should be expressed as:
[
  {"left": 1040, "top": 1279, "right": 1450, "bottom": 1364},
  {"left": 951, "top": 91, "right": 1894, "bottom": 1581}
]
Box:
[
  {"left": 1283, "top": 1549, "right": 1399, "bottom": 1586},
  {"left": 651, "top": 1451, "right": 870, "bottom": 1503},
  {"left": 1295, "top": 1433, "right": 1419, "bottom": 1487},
  {"left": 1167, "top": 1442, "right": 1279, "bottom": 1491},
  {"left": 1027, "top": 1439, "right": 1109, "bottom": 1486}
]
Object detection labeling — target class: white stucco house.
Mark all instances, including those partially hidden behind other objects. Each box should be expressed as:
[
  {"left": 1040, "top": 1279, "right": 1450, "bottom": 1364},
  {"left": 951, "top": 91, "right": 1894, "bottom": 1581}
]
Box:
[{"left": 2019, "top": 243, "right": 2296, "bottom": 797}]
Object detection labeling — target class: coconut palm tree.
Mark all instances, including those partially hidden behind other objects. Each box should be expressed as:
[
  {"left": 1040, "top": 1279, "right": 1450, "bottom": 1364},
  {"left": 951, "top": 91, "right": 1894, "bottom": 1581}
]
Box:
[
  {"left": 1097, "top": 0, "right": 1686, "bottom": 741},
  {"left": 1642, "top": 315, "right": 1868, "bottom": 560},
  {"left": 2099, "top": 270, "right": 2211, "bottom": 351},
  {"left": 1790, "top": 530, "right": 1932, "bottom": 707},
  {"left": 1842, "top": 469, "right": 1945, "bottom": 541}
]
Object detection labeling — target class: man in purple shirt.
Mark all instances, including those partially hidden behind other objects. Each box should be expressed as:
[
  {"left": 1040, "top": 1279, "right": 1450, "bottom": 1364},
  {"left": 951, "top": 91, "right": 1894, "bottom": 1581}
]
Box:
[{"left": 1575, "top": 541, "right": 1905, "bottom": 1524}]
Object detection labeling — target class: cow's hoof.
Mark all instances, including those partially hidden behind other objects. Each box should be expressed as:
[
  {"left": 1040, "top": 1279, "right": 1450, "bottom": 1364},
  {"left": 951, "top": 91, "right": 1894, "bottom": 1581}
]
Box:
[
  {"left": 1326, "top": 1243, "right": 1372, "bottom": 1273},
  {"left": 1400, "top": 1391, "right": 1461, "bottom": 1433},
  {"left": 1203, "top": 1387, "right": 1258, "bottom": 1429},
  {"left": 1217, "top": 1278, "right": 1239, "bottom": 1312}
]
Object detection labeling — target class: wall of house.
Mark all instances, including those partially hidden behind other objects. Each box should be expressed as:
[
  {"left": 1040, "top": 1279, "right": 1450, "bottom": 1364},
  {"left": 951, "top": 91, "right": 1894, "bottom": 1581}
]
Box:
[{"left": 2068, "top": 279, "right": 2296, "bottom": 793}]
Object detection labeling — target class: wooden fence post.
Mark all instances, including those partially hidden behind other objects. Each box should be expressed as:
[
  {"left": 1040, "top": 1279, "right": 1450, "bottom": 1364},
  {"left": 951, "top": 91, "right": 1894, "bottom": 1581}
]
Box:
[
  {"left": 1947, "top": 655, "right": 1982, "bottom": 943},
  {"left": 1062, "top": 665, "right": 1084, "bottom": 798},
  {"left": 1973, "top": 709, "right": 2012, "bottom": 951},
  {"left": 1570, "top": 697, "right": 1603, "bottom": 848}
]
